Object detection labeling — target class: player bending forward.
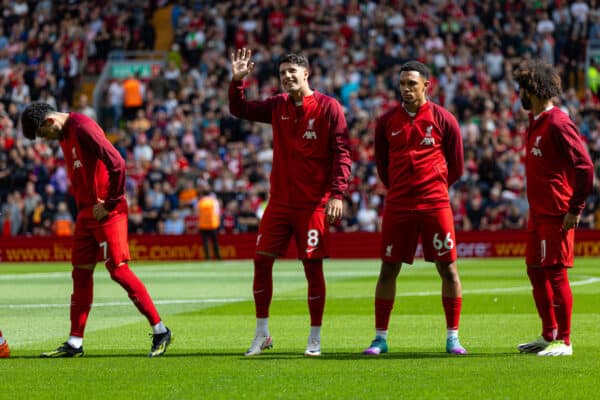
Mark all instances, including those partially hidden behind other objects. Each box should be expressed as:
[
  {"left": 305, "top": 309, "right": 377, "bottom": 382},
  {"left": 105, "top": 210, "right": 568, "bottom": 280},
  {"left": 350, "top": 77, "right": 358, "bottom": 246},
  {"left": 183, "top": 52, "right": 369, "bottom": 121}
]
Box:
[{"left": 21, "top": 102, "right": 172, "bottom": 358}]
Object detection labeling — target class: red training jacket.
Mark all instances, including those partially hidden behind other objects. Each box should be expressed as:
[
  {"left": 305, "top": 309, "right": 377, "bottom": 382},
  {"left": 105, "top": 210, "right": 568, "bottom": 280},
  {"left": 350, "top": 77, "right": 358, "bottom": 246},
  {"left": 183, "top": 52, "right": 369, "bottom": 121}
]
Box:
[
  {"left": 60, "top": 113, "right": 127, "bottom": 217},
  {"left": 525, "top": 107, "right": 594, "bottom": 218},
  {"left": 228, "top": 80, "right": 352, "bottom": 209},
  {"left": 375, "top": 101, "right": 463, "bottom": 211}
]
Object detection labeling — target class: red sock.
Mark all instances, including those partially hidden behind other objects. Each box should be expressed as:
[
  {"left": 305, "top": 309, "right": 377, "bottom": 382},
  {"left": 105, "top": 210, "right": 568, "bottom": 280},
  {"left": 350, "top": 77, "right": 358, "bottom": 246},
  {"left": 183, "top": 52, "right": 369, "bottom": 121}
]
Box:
[
  {"left": 70, "top": 268, "right": 94, "bottom": 337},
  {"left": 0, "top": 329, "right": 3, "bottom": 337},
  {"left": 442, "top": 296, "right": 462, "bottom": 330},
  {"left": 253, "top": 254, "right": 275, "bottom": 318},
  {"left": 546, "top": 267, "right": 573, "bottom": 345},
  {"left": 110, "top": 263, "right": 160, "bottom": 325},
  {"left": 527, "top": 266, "right": 557, "bottom": 341},
  {"left": 375, "top": 298, "right": 395, "bottom": 330},
  {"left": 303, "top": 259, "right": 326, "bottom": 326}
]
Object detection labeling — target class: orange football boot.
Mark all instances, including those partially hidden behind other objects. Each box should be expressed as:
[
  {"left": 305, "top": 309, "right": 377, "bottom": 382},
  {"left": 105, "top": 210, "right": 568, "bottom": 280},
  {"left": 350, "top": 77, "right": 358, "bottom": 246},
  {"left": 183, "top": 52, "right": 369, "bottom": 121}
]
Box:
[{"left": 0, "top": 341, "right": 10, "bottom": 358}]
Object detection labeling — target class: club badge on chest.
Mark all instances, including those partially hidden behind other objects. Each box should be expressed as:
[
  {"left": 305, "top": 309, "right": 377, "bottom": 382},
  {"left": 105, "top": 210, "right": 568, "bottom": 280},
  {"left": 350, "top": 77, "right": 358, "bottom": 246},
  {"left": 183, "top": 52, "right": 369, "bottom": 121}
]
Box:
[{"left": 303, "top": 118, "right": 317, "bottom": 140}]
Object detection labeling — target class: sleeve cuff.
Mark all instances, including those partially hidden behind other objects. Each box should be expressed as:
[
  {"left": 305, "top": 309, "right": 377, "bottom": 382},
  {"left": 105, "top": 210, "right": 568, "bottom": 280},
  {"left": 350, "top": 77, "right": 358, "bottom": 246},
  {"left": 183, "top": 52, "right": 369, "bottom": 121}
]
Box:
[
  {"left": 568, "top": 206, "right": 583, "bottom": 216},
  {"left": 103, "top": 200, "right": 118, "bottom": 211}
]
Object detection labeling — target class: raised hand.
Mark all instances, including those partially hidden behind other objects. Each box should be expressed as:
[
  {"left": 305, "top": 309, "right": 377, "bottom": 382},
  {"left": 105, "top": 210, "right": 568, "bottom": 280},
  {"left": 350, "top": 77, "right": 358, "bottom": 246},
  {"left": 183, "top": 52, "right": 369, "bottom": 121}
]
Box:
[{"left": 231, "top": 48, "right": 255, "bottom": 81}]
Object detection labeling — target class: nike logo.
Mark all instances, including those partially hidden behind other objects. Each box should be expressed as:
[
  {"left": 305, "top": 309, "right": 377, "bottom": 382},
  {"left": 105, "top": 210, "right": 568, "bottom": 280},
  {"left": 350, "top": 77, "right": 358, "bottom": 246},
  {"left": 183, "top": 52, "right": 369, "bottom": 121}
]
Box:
[
  {"left": 281, "top": 115, "right": 290, "bottom": 120},
  {"left": 308, "top": 296, "right": 321, "bottom": 301},
  {"left": 391, "top": 130, "right": 401, "bottom": 136},
  {"left": 437, "top": 250, "right": 450, "bottom": 256},
  {"left": 253, "top": 290, "right": 265, "bottom": 294},
  {"left": 306, "top": 248, "right": 316, "bottom": 253}
]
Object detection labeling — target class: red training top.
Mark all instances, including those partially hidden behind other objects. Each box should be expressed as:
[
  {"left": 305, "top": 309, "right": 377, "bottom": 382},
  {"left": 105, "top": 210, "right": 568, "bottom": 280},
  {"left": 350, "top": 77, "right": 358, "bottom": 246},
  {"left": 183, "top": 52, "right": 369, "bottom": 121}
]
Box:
[
  {"left": 525, "top": 107, "right": 594, "bottom": 218},
  {"left": 229, "top": 80, "right": 352, "bottom": 209},
  {"left": 60, "top": 113, "right": 127, "bottom": 217},
  {"left": 375, "top": 101, "right": 463, "bottom": 211}
]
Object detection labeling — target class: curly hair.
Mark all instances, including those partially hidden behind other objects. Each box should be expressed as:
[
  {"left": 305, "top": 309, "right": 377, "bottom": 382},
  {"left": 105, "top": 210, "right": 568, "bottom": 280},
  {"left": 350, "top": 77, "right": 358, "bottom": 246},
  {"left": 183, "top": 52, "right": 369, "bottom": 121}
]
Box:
[
  {"left": 278, "top": 53, "right": 309, "bottom": 69},
  {"left": 514, "top": 59, "right": 562, "bottom": 100},
  {"left": 400, "top": 61, "right": 431, "bottom": 80},
  {"left": 21, "top": 102, "right": 56, "bottom": 140}
]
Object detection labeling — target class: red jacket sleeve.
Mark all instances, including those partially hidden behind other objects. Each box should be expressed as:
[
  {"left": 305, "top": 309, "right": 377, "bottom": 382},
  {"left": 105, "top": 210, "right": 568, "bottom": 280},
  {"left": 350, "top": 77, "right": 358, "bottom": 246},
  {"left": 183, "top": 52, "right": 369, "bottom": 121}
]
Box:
[
  {"left": 79, "top": 120, "right": 125, "bottom": 211},
  {"left": 374, "top": 116, "right": 389, "bottom": 188},
  {"left": 552, "top": 120, "right": 594, "bottom": 215},
  {"left": 228, "top": 80, "right": 273, "bottom": 123},
  {"left": 440, "top": 109, "right": 464, "bottom": 186},
  {"left": 328, "top": 100, "right": 352, "bottom": 199}
]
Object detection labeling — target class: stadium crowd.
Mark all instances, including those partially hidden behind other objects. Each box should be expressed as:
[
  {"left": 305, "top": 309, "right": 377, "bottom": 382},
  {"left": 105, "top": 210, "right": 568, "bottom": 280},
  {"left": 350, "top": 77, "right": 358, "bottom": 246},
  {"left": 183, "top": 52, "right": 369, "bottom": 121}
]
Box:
[{"left": 2, "top": 0, "right": 600, "bottom": 237}]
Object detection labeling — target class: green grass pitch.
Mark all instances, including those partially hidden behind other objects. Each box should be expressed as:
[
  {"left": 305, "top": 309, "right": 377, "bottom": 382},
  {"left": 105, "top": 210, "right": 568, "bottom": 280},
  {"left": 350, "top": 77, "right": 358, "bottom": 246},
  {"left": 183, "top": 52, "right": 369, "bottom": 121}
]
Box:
[{"left": 1, "top": 258, "right": 599, "bottom": 399}]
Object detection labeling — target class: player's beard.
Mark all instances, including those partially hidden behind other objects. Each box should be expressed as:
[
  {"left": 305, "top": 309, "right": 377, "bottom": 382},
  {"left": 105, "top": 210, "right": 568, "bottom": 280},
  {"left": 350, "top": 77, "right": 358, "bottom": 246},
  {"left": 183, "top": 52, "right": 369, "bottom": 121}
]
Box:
[{"left": 520, "top": 92, "right": 532, "bottom": 110}]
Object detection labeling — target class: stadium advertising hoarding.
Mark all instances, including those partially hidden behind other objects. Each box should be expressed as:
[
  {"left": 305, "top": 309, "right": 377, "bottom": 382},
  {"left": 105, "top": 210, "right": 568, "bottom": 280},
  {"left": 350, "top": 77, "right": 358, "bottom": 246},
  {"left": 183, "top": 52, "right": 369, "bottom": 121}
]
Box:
[
  {"left": 109, "top": 63, "right": 162, "bottom": 79},
  {"left": 3, "top": 231, "right": 600, "bottom": 262}
]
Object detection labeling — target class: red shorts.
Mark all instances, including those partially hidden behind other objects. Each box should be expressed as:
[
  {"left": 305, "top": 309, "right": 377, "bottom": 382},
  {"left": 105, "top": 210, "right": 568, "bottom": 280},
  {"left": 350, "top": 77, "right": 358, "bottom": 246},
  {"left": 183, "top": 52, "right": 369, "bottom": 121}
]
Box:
[
  {"left": 380, "top": 207, "right": 457, "bottom": 264},
  {"left": 72, "top": 211, "right": 130, "bottom": 268},
  {"left": 256, "top": 204, "right": 329, "bottom": 259},
  {"left": 526, "top": 216, "right": 574, "bottom": 267}
]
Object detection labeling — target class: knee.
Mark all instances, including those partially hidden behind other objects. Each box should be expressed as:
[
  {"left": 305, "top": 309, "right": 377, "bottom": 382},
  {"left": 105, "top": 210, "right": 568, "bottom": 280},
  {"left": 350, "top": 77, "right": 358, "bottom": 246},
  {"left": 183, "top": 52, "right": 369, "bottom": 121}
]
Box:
[
  {"left": 108, "top": 262, "right": 129, "bottom": 282},
  {"left": 437, "top": 262, "right": 460, "bottom": 282},
  {"left": 378, "top": 262, "right": 401, "bottom": 282},
  {"left": 253, "top": 253, "right": 275, "bottom": 274}
]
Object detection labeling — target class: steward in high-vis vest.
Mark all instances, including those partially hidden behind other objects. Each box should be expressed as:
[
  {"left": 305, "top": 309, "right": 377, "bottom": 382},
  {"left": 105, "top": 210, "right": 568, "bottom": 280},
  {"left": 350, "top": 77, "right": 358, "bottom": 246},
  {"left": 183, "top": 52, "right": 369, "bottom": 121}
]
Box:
[
  {"left": 197, "top": 189, "right": 221, "bottom": 260},
  {"left": 122, "top": 72, "right": 143, "bottom": 120}
]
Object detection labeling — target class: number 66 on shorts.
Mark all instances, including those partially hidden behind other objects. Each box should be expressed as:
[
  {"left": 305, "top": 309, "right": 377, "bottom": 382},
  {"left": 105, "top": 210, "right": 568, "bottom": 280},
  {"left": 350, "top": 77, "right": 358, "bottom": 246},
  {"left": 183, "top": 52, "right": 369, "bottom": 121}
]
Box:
[{"left": 380, "top": 207, "right": 457, "bottom": 264}]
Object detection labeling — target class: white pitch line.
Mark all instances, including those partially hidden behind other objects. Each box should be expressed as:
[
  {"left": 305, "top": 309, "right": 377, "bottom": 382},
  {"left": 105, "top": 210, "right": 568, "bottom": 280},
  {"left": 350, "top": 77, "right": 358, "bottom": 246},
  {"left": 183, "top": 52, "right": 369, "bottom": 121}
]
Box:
[
  {"left": 390, "top": 277, "right": 600, "bottom": 297},
  {"left": 0, "top": 270, "right": 380, "bottom": 280},
  {"left": 2, "top": 277, "right": 599, "bottom": 309},
  {"left": 0, "top": 298, "right": 248, "bottom": 309}
]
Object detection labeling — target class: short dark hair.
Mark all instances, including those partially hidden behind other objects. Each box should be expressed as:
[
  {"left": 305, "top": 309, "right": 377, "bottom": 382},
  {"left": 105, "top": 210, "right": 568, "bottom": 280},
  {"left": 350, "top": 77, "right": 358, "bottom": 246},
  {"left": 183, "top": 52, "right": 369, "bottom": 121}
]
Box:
[
  {"left": 515, "top": 59, "right": 561, "bottom": 100},
  {"left": 21, "top": 102, "right": 56, "bottom": 140},
  {"left": 278, "top": 53, "right": 309, "bottom": 69},
  {"left": 399, "top": 61, "right": 431, "bottom": 79}
]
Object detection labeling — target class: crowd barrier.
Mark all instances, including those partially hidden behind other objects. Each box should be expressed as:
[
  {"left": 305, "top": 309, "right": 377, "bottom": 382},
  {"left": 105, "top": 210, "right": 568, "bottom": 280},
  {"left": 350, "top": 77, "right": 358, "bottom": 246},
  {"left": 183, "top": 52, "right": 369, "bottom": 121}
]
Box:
[{"left": 3, "top": 230, "right": 600, "bottom": 262}]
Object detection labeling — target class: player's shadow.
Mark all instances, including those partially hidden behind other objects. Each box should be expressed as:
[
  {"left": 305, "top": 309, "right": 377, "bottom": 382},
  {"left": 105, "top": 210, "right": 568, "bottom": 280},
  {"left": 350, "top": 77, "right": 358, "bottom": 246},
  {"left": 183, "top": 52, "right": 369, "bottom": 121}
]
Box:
[
  {"left": 10, "top": 351, "right": 247, "bottom": 360},
  {"left": 320, "top": 351, "right": 520, "bottom": 360},
  {"left": 241, "top": 351, "right": 520, "bottom": 361},
  {"left": 8, "top": 351, "right": 521, "bottom": 360}
]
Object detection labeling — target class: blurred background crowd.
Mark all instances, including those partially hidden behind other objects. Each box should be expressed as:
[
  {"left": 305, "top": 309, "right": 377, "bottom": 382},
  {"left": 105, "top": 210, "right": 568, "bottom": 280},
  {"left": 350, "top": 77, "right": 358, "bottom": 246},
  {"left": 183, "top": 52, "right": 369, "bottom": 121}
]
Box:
[{"left": 2, "top": 0, "right": 600, "bottom": 238}]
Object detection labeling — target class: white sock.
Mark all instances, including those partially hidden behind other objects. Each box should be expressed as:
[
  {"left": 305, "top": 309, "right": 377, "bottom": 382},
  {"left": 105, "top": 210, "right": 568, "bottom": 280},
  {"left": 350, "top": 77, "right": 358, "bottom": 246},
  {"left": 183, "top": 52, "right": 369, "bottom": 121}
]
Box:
[
  {"left": 375, "top": 329, "right": 388, "bottom": 340},
  {"left": 0, "top": 336, "right": 5, "bottom": 345},
  {"left": 256, "top": 318, "right": 269, "bottom": 337},
  {"left": 447, "top": 329, "right": 459, "bottom": 339},
  {"left": 309, "top": 326, "right": 321, "bottom": 341},
  {"left": 152, "top": 321, "right": 167, "bottom": 335},
  {"left": 67, "top": 336, "right": 83, "bottom": 349},
  {"left": 255, "top": 318, "right": 269, "bottom": 336}
]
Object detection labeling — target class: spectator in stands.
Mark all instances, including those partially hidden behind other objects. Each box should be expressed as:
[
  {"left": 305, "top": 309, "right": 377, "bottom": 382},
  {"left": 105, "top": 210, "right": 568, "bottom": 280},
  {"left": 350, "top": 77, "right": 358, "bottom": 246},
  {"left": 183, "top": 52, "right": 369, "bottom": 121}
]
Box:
[
  {"left": 163, "top": 209, "right": 185, "bottom": 235},
  {"left": 76, "top": 94, "right": 96, "bottom": 121},
  {"left": 356, "top": 198, "right": 380, "bottom": 232},
  {"left": 503, "top": 203, "right": 526, "bottom": 230},
  {"left": 2, "top": 0, "right": 600, "bottom": 239},
  {"left": 107, "top": 78, "right": 124, "bottom": 130},
  {"left": 336, "top": 199, "right": 359, "bottom": 233},
  {"left": 236, "top": 198, "right": 259, "bottom": 233},
  {"left": 465, "top": 187, "right": 485, "bottom": 231},
  {"left": 52, "top": 200, "right": 74, "bottom": 236},
  {"left": 148, "top": 67, "right": 170, "bottom": 101},
  {"left": 579, "top": 198, "right": 597, "bottom": 229}
]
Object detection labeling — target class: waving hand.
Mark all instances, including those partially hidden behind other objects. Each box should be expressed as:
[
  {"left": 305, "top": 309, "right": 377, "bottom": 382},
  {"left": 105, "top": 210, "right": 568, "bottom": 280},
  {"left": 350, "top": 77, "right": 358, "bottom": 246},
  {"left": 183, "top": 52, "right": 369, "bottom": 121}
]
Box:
[{"left": 231, "top": 48, "right": 255, "bottom": 81}]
